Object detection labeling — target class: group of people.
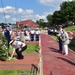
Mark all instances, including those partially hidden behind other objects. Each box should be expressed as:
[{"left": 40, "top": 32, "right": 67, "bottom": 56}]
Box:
[
  {"left": 1, "top": 26, "right": 40, "bottom": 60},
  {"left": 57, "top": 25, "right": 74, "bottom": 56},
  {"left": 1, "top": 25, "right": 74, "bottom": 60},
  {"left": 2, "top": 26, "right": 27, "bottom": 60},
  {"left": 48, "top": 28, "right": 58, "bottom": 36},
  {"left": 11, "top": 28, "right": 40, "bottom": 42}
]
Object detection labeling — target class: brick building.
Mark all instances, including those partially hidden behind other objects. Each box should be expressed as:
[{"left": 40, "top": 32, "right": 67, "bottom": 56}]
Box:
[{"left": 16, "top": 20, "right": 39, "bottom": 29}]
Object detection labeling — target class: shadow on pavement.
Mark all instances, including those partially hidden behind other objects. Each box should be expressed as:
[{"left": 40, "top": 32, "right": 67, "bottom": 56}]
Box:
[
  {"left": 57, "top": 57, "right": 75, "bottom": 66},
  {"left": 48, "top": 47, "right": 59, "bottom": 53}
]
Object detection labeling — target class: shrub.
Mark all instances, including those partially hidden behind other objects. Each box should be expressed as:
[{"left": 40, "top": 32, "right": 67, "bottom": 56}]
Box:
[{"left": 0, "top": 32, "right": 8, "bottom": 61}]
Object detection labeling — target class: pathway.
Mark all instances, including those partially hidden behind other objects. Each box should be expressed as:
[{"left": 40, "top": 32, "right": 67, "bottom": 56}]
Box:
[{"left": 41, "top": 33, "right": 75, "bottom": 75}]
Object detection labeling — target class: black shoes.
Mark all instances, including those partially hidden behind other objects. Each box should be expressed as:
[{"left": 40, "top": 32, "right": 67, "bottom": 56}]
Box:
[{"left": 17, "top": 56, "right": 24, "bottom": 59}]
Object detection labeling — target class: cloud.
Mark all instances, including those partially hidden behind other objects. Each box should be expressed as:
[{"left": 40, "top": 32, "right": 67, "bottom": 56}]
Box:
[
  {"left": 0, "top": 5, "right": 52, "bottom": 22},
  {"left": 38, "top": 0, "right": 73, "bottom": 11},
  {"left": 17, "top": 8, "right": 24, "bottom": 14},
  {"left": 12, "top": 18, "right": 19, "bottom": 23},
  {"left": 25, "top": 9, "right": 34, "bottom": 14},
  {"left": 0, "top": 6, "right": 35, "bottom": 23},
  {"left": 39, "top": 0, "right": 54, "bottom": 5},
  {"left": 39, "top": 0, "right": 73, "bottom": 6},
  {"left": 0, "top": 8, "right": 3, "bottom": 13},
  {"left": 20, "top": 13, "right": 47, "bottom": 22},
  {"left": 12, "top": 18, "right": 16, "bottom": 21},
  {"left": 0, "top": 0, "right": 73, "bottom": 23},
  {"left": 0, "top": 6, "right": 16, "bottom": 14},
  {"left": 3, "top": 15, "right": 10, "bottom": 19},
  {"left": 39, "top": 0, "right": 61, "bottom": 7},
  {"left": 63, "top": 0, "right": 73, "bottom": 1},
  {"left": 17, "top": 8, "right": 34, "bottom": 15}
]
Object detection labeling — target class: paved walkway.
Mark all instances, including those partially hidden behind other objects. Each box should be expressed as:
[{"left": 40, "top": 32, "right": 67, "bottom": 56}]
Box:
[
  {"left": 0, "top": 54, "right": 38, "bottom": 70},
  {"left": 0, "top": 42, "right": 39, "bottom": 70},
  {"left": 0, "top": 32, "right": 75, "bottom": 75},
  {"left": 41, "top": 33, "right": 75, "bottom": 75}
]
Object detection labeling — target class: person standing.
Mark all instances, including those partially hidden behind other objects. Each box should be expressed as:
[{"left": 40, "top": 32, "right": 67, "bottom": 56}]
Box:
[
  {"left": 62, "top": 29, "right": 69, "bottom": 55},
  {"left": 20, "top": 30, "right": 25, "bottom": 42},
  {"left": 4, "top": 26, "right": 11, "bottom": 49},
  {"left": 57, "top": 25, "right": 63, "bottom": 53},
  {"left": 30, "top": 29, "right": 35, "bottom": 41},
  {"left": 35, "top": 29, "right": 40, "bottom": 41}
]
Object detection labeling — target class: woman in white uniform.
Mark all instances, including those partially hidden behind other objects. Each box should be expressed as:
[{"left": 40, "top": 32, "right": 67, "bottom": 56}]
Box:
[{"left": 62, "top": 29, "right": 69, "bottom": 55}]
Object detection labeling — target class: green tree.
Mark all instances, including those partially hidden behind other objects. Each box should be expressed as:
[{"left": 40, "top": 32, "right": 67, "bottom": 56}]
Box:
[
  {"left": 46, "top": 1, "right": 75, "bottom": 26},
  {"left": 60, "top": 1, "right": 75, "bottom": 21},
  {"left": 46, "top": 14, "right": 53, "bottom": 26},
  {"left": 0, "top": 23, "right": 5, "bottom": 28},
  {"left": 52, "top": 10, "right": 63, "bottom": 25},
  {"left": 36, "top": 19, "right": 46, "bottom": 28}
]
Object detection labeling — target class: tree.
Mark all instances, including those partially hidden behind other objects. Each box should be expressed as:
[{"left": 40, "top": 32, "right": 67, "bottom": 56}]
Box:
[
  {"left": 46, "top": 14, "right": 53, "bottom": 26},
  {"left": 36, "top": 19, "right": 46, "bottom": 28},
  {"left": 46, "top": 1, "right": 75, "bottom": 26},
  {"left": 0, "top": 23, "right": 5, "bottom": 28},
  {"left": 52, "top": 11, "right": 63, "bottom": 25},
  {"left": 60, "top": 1, "right": 75, "bottom": 21}
]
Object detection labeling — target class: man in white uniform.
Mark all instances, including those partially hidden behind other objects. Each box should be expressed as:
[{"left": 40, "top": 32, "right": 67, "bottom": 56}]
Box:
[{"left": 10, "top": 40, "right": 27, "bottom": 59}]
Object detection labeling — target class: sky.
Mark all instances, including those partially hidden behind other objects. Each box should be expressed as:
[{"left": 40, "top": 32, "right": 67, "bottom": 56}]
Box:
[{"left": 0, "top": 0, "right": 72, "bottom": 24}]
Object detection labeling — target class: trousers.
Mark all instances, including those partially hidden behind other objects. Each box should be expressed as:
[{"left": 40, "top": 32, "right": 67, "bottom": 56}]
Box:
[
  {"left": 58, "top": 37, "right": 62, "bottom": 52},
  {"left": 15, "top": 45, "right": 27, "bottom": 59},
  {"left": 63, "top": 45, "right": 68, "bottom": 54}
]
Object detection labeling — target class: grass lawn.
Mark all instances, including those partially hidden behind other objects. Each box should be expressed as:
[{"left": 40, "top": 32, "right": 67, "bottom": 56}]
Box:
[
  {"left": 9, "top": 44, "right": 39, "bottom": 54},
  {"left": 64, "top": 25, "right": 75, "bottom": 31},
  {"left": 50, "top": 35, "right": 58, "bottom": 40},
  {"left": 0, "top": 70, "right": 31, "bottom": 75},
  {"left": 24, "top": 44, "right": 39, "bottom": 53}
]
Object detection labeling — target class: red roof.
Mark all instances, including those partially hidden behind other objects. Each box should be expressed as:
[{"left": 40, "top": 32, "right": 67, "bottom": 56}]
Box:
[{"left": 16, "top": 20, "right": 39, "bottom": 28}]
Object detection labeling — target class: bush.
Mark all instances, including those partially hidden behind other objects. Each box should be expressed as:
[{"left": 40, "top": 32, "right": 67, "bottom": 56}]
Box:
[{"left": 0, "top": 32, "right": 8, "bottom": 61}]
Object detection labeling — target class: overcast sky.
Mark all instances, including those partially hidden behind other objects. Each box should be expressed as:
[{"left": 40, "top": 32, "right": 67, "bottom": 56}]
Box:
[{"left": 0, "top": 0, "right": 72, "bottom": 23}]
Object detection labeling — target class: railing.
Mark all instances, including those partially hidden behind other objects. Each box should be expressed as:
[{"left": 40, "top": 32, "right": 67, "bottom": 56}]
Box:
[{"left": 30, "top": 64, "right": 38, "bottom": 75}]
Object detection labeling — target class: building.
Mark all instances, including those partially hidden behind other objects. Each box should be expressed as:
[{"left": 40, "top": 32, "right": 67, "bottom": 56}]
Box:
[{"left": 16, "top": 20, "right": 39, "bottom": 29}]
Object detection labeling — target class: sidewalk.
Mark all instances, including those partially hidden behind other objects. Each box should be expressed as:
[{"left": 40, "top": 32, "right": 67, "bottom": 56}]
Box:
[
  {"left": 0, "top": 33, "right": 75, "bottom": 75},
  {"left": 0, "top": 54, "right": 38, "bottom": 70},
  {"left": 0, "top": 41, "right": 39, "bottom": 70},
  {"left": 41, "top": 34, "right": 75, "bottom": 75}
]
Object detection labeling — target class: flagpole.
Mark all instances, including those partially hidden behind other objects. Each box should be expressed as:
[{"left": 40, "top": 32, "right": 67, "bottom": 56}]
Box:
[
  {"left": 1, "top": 0, "right": 7, "bottom": 25},
  {"left": 15, "top": 2, "right": 17, "bottom": 24}
]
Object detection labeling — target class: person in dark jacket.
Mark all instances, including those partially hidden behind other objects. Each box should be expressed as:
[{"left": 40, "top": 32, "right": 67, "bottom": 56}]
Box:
[
  {"left": 57, "top": 25, "right": 63, "bottom": 53},
  {"left": 4, "top": 26, "right": 11, "bottom": 49}
]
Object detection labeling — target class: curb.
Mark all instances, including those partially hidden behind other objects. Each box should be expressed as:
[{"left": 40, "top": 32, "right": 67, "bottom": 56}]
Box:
[{"left": 38, "top": 35, "right": 43, "bottom": 75}]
